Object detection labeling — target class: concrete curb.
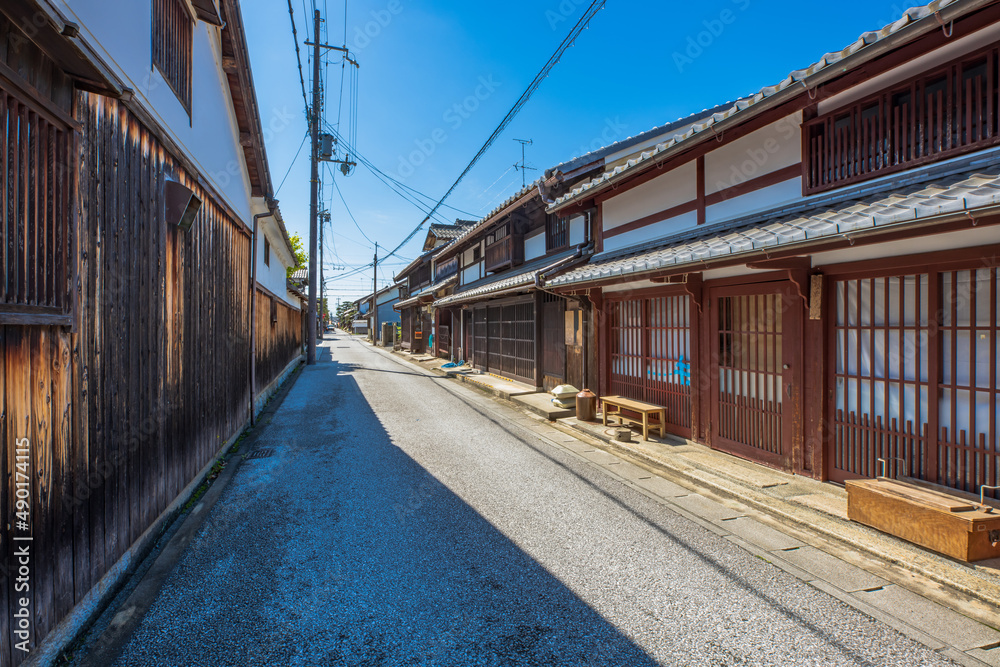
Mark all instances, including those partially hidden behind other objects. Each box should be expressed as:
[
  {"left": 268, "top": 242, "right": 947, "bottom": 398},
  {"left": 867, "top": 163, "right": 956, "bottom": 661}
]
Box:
[
  {"left": 253, "top": 354, "right": 305, "bottom": 417},
  {"left": 375, "top": 343, "right": 1000, "bottom": 633},
  {"left": 556, "top": 421, "right": 1000, "bottom": 624}
]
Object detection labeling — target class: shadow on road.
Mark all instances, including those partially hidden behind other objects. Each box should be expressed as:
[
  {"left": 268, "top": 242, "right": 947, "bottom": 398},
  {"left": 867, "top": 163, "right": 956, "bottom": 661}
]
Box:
[{"left": 109, "top": 352, "right": 659, "bottom": 667}]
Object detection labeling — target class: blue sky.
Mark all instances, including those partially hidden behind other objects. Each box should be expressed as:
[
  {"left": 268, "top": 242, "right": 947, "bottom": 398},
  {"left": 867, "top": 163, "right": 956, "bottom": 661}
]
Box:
[{"left": 242, "top": 0, "right": 914, "bottom": 304}]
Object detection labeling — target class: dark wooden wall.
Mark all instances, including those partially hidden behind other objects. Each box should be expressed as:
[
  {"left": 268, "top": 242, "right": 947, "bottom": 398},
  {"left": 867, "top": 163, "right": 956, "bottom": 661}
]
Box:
[
  {"left": 254, "top": 287, "right": 303, "bottom": 394},
  {"left": 0, "top": 92, "right": 256, "bottom": 666}
]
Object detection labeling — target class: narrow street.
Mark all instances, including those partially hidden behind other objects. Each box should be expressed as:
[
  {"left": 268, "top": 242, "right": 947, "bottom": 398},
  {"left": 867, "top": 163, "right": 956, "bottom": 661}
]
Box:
[{"left": 102, "top": 334, "right": 953, "bottom": 666}]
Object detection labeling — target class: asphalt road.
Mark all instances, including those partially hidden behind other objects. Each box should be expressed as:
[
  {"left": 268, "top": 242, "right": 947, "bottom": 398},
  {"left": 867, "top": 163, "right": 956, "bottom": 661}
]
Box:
[{"left": 108, "top": 334, "right": 955, "bottom": 666}]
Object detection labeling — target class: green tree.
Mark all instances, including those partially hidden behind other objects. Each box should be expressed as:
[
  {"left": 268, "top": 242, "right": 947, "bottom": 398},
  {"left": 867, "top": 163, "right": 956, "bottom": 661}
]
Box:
[{"left": 286, "top": 233, "right": 308, "bottom": 278}]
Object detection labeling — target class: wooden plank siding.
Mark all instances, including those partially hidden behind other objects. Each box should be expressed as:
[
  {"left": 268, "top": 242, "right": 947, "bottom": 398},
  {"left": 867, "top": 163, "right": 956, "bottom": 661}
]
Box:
[
  {"left": 254, "top": 287, "right": 303, "bottom": 394},
  {"left": 0, "top": 91, "right": 259, "bottom": 665}
]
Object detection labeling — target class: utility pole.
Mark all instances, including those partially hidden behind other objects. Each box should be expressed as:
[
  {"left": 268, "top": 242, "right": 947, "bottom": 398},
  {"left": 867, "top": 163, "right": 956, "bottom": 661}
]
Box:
[
  {"left": 372, "top": 243, "right": 378, "bottom": 344},
  {"left": 307, "top": 9, "right": 321, "bottom": 364},
  {"left": 319, "top": 210, "right": 329, "bottom": 335}
]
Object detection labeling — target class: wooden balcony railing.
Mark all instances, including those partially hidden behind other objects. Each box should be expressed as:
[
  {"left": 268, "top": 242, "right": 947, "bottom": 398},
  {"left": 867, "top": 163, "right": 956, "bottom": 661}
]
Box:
[
  {"left": 485, "top": 234, "right": 523, "bottom": 273},
  {"left": 435, "top": 256, "right": 458, "bottom": 282},
  {"left": 804, "top": 44, "right": 1000, "bottom": 194}
]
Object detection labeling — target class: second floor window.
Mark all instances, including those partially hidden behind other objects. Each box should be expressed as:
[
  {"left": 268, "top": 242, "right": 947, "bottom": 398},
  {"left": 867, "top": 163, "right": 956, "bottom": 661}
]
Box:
[
  {"left": 264, "top": 238, "right": 271, "bottom": 266},
  {"left": 153, "top": 0, "right": 193, "bottom": 113},
  {"left": 547, "top": 215, "right": 568, "bottom": 252},
  {"left": 804, "top": 42, "right": 1000, "bottom": 194}
]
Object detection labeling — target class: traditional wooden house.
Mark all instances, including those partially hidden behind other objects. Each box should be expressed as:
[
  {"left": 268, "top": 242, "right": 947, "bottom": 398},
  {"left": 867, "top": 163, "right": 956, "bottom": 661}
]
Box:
[
  {"left": 358, "top": 282, "right": 402, "bottom": 343},
  {"left": 544, "top": 0, "right": 1000, "bottom": 500},
  {"left": 428, "top": 182, "right": 590, "bottom": 387},
  {"left": 393, "top": 221, "right": 472, "bottom": 353},
  {"left": 425, "top": 131, "right": 705, "bottom": 388},
  {"left": 0, "top": 0, "right": 301, "bottom": 662},
  {"left": 252, "top": 202, "right": 304, "bottom": 412}
]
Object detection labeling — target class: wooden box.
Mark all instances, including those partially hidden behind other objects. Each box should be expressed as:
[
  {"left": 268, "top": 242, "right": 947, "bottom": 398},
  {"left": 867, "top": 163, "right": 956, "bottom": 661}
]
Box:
[{"left": 846, "top": 478, "right": 1000, "bottom": 562}]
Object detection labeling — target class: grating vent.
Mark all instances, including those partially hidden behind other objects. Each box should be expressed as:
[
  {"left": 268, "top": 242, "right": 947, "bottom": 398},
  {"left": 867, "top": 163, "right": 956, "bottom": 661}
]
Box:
[{"left": 245, "top": 448, "right": 275, "bottom": 460}]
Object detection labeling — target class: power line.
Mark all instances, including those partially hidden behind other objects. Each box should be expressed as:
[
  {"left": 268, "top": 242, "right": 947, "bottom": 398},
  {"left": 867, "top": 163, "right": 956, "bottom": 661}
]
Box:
[
  {"left": 275, "top": 130, "right": 310, "bottom": 195},
  {"left": 328, "top": 164, "right": 374, "bottom": 245},
  {"left": 379, "top": 0, "right": 608, "bottom": 264},
  {"left": 322, "top": 123, "right": 465, "bottom": 223},
  {"left": 286, "top": 0, "right": 309, "bottom": 120}
]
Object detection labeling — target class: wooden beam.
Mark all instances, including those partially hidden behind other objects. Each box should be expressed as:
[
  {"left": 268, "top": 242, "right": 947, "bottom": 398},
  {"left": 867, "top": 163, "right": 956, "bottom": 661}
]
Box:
[
  {"left": 239, "top": 132, "right": 254, "bottom": 148},
  {"left": 696, "top": 156, "right": 706, "bottom": 225},
  {"left": 222, "top": 56, "right": 239, "bottom": 73},
  {"left": 650, "top": 273, "right": 704, "bottom": 312},
  {"left": 809, "top": 274, "right": 823, "bottom": 320},
  {"left": 746, "top": 257, "right": 812, "bottom": 271}
]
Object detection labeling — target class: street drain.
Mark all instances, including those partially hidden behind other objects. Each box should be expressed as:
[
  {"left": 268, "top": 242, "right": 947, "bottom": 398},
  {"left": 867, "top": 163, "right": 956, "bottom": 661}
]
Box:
[{"left": 245, "top": 448, "right": 275, "bottom": 460}]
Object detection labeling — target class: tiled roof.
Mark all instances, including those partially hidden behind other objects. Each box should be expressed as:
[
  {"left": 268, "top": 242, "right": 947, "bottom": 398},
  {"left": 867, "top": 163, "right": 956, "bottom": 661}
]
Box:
[
  {"left": 435, "top": 250, "right": 579, "bottom": 306},
  {"left": 395, "top": 245, "right": 444, "bottom": 280},
  {"left": 428, "top": 222, "right": 475, "bottom": 240},
  {"left": 546, "top": 100, "right": 741, "bottom": 178},
  {"left": 547, "top": 157, "right": 1000, "bottom": 287},
  {"left": 550, "top": 0, "right": 968, "bottom": 210},
  {"left": 433, "top": 269, "right": 538, "bottom": 307},
  {"left": 432, "top": 179, "right": 543, "bottom": 261},
  {"left": 394, "top": 275, "right": 457, "bottom": 309}
]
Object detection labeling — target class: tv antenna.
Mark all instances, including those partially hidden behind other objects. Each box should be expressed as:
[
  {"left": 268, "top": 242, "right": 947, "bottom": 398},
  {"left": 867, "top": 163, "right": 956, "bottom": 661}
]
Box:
[{"left": 513, "top": 138, "right": 535, "bottom": 188}]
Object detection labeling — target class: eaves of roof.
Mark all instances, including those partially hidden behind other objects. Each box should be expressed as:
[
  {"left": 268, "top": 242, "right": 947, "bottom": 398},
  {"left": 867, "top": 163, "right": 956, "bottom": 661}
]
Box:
[
  {"left": 545, "top": 100, "right": 741, "bottom": 179},
  {"left": 433, "top": 249, "right": 579, "bottom": 307},
  {"left": 395, "top": 245, "right": 443, "bottom": 280},
  {"left": 432, "top": 180, "right": 543, "bottom": 262},
  {"left": 549, "top": 0, "right": 986, "bottom": 212},
  {"left": 547, "top": 155, "right": 1000, "bottom": 288},
  {"left": 219, "top": 0, "right": 272, "bottom": 199},
  {"left": 0, "top": 1, "right": 122, "bottom": 96},
  {"left": 394, "top": 275, "right": 457, "bottom": 309}
]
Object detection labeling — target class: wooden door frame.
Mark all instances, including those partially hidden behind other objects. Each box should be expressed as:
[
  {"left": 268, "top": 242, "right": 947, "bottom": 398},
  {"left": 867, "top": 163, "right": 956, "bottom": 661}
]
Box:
[
  {"left": 602, "top": 284, "right": 696, "bottom": 438},
  {"left": 707, "top": 280, "right": 803, "bottom": 471}
]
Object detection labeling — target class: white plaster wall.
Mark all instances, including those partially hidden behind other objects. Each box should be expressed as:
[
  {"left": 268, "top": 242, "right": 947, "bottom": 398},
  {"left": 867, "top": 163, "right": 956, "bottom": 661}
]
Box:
[
  {"left": 603, "top": 280, "right": 661, "bottom": 293},
  {"left": 704, "top": 115, "right": 801, "bottom": 195},
  {"left": 60, "top": 0, "right": 255, "bottom": 221},
  {"left": 462, "top": 263, "right": 482, "bottom": 285},
  {"left": 603, "top": 210, "right": 699, "bottom": 253},
  {"left": 256, "top": 225, "right": 298, "bottom": 308},
  {"left": 569, "top": 214, "right": 586, "bottom": 245},
  {"left": 603, "top": 160, "right": 696, "bottom": 232},
  {"left": 525, "top": 231, "right": 546, "bottom": 261},
  {"left": 812, "top": 224, "right": 1000, "bottom": 267},
  {"left": 704, "top": 178, "right": 802, "bottom": 226},
  {"left": 376, "top": 288, "right": 400, "bottom": 306}
]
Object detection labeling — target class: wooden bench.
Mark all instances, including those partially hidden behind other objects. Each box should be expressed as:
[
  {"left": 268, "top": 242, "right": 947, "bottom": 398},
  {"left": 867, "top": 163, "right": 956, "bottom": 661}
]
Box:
[
  {"left": 600, "top": 395, "right": 666, "bottom": 441},
  {"left": 846, "top": 477, "right": 1000, "bottom": 562}
]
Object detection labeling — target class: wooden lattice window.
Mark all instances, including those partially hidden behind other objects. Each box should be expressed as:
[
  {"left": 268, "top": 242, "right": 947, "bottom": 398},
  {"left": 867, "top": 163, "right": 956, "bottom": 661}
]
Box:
[
  {"left": 805, "top": 43, "right": 1000, "bottom": 194},
  {"left": 547, "top": 215, "right": 568, "bottom": 252},
  {"left": 830, "top": 268, "right": 1000, "bottom": 498},
  {"left": 153, "top": 0, "right": 193, "bottom": 112},
  {"left": 0, "top": 80, "right": 74, "bottom": 325},
  {"left": 608, "top": 293, "right": 692, "bottom": 434}
]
